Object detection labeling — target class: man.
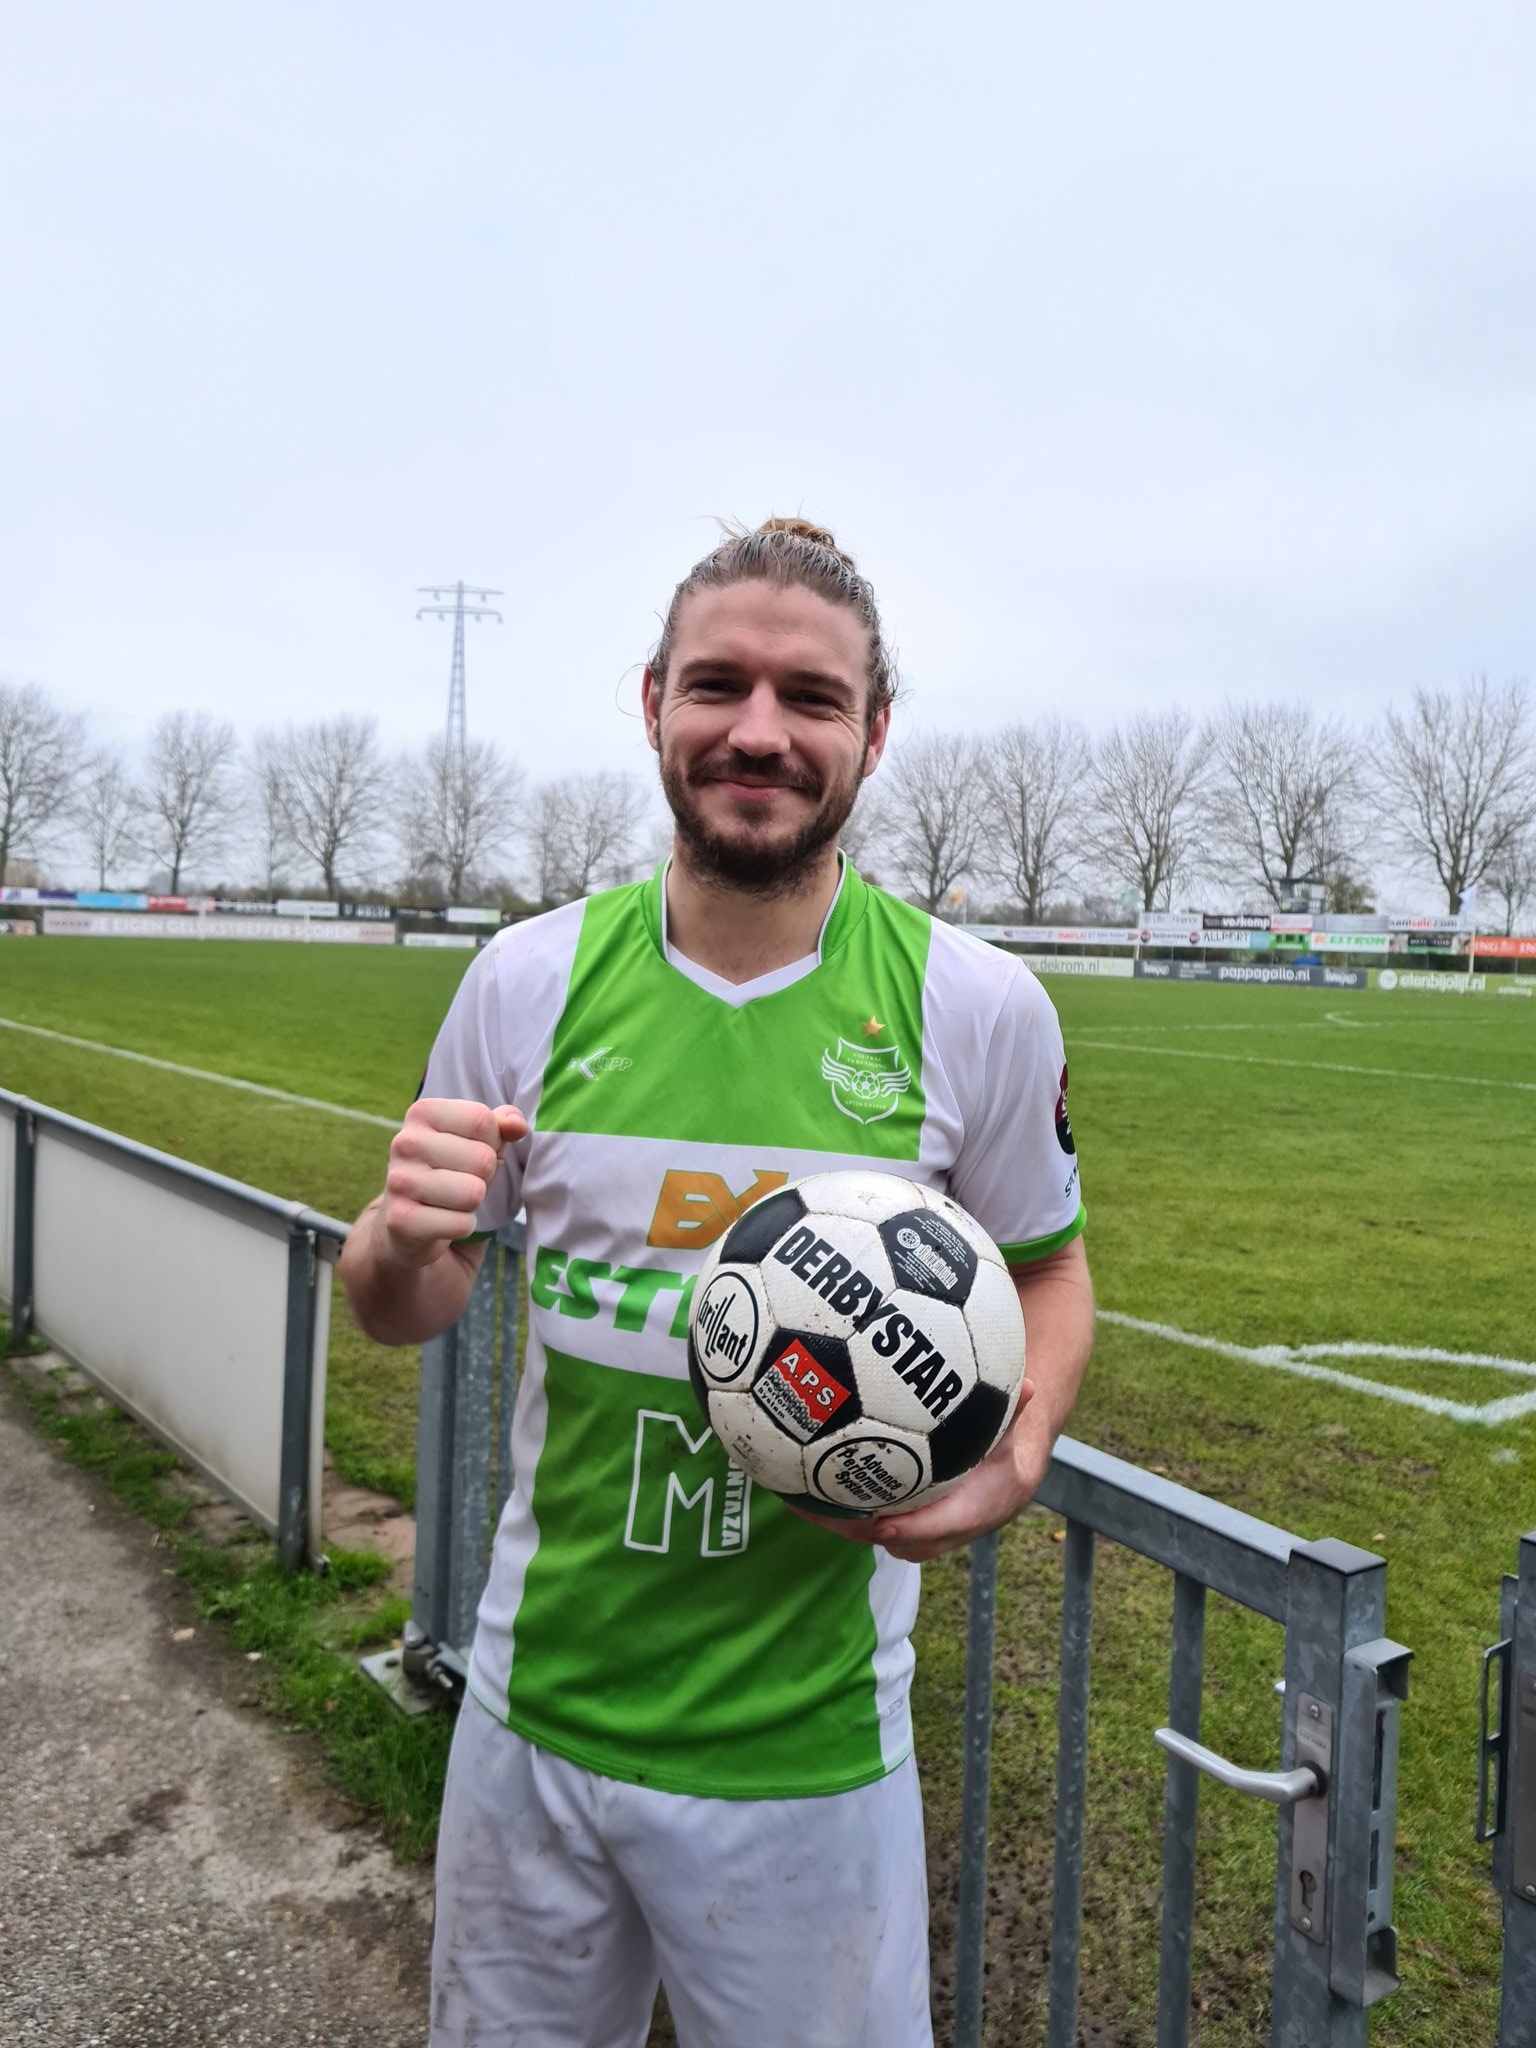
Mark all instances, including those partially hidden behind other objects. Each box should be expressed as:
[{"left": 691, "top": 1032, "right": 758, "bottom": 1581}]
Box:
[{"left": 340, "top": 517, "right": 1095, "bottom": 2048}]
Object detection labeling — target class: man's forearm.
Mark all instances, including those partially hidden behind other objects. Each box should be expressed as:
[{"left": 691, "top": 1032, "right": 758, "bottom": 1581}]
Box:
[
  {"left": 1010, "top": 1237, "right": 1095, "bottom": 1471},
  {"left": 339, "top": 1197, "right": 488, "bottom": 1345}
]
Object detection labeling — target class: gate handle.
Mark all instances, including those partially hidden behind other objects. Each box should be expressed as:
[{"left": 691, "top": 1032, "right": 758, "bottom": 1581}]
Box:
[{"left": 1155, "top": 1728, "right": 1324, "bottom": 1804}]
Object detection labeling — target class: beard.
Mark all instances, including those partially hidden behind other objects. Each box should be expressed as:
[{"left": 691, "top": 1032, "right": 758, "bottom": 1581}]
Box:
[{"left": 658, "top": 741, "right": 864, "bottom": 898}]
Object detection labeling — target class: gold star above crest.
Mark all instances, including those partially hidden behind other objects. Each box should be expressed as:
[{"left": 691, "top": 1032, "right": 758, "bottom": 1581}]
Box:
[{"left": 863, "top": 1016, "right": 884, "bottom": 1037}]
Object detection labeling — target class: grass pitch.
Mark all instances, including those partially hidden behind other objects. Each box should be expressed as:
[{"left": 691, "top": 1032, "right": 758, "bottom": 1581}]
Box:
[{"left": 2, "top": 939, "right": 1532, "bottom": 2043}]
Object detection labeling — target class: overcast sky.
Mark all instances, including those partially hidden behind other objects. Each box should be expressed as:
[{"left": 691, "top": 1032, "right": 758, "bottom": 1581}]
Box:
[{"left": 3, "top": 2, "right": 1533, "bottom": 799}]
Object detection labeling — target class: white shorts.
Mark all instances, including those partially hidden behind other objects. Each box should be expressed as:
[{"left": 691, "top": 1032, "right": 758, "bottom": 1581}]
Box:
[{"left": 430, "top": 1692, "right": 933, "bottom": 2048}]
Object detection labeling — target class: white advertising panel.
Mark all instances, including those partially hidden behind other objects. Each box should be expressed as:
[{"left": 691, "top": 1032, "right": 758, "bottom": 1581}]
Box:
[
  {"left": 30, "top": 1133, "right": 325, "bottom": 1540},
  {"left": 43, "top": 911, "right": 394, "bottom": 944},
  {"left": 446, "top": 906, "right": 501, "bottom": 925},
  {"left": 403, "top": 933, "right": 477, "bottom": 949},
  {"left": 1010, "top": 954, "right": 1134, "bottom": 978}
]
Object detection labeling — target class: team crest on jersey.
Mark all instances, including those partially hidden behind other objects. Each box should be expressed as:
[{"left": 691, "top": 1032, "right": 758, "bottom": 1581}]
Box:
[{"left": 820, "top": 1038, "right": 912, "bottom": 1124}]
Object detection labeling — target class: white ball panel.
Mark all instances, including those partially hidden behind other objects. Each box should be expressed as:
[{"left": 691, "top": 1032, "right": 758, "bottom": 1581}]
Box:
[
  {"left": 704, "top": 1389, "right": 808, "bottom": 1495},
  {"left": 691, "top": 1266, "right": 772, "bottom": 1386},
  {"left": 847, "top": 1292, "right": 978, "bottom": 1436},
  {"left": 760, "top": 1216, "right": 894, "bottom": 1333},
  {"left": 792, "top": 1168, "right": 923, "bottom": 1227},
  {"left": 806, "top": 1421, "right": 933, "bottom": 1514},
  {"left": 916, "top": 1183, "right": 1008, "bottom": 1269},
  {"left": 964, "top": 1262, "right": 1028, "bottom": 1393}
]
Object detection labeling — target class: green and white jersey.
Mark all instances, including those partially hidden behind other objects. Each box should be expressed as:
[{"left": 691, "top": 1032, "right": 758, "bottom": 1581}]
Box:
[{"left": 422, "top": 860, "right": 1085, "bottom": 1800}]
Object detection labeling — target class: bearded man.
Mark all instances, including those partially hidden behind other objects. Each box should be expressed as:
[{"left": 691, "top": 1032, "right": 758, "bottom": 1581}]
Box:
[{"left": 340, "top": 517, "right": 1095, "bottom": 2048}]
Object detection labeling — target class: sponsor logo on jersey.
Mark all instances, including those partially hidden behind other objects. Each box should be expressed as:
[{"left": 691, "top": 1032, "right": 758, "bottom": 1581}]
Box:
[
  {"left": 1054, "top": 1063, "right": 1075, "bottom": 1154},
  {"left": 753, "top": 1338, "right": 854, "bottom": 1442},
  {"left": 647, "top": 1168, "right": 789, "bottom": 1249},
  {"left": 568, "top": 1044, "right": 633, "bottom": 1079},
  {"left": 624, "top": 1410, "right": 751, "bottom": 1557},
  {"left": 820, "top": 1037, "right": 912, "bottom": 1124}
]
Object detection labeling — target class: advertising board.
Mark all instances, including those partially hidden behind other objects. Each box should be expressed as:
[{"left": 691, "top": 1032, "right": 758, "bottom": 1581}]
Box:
[
  {"left": 1309, "top": 931, "right": 1392, "bottom": 953},
  {"left": 1373, "top": 969, "right": 1487, "bottom": 994},
  {"left": 42, "top": 911, "right": 395, "bottom": 944},
  {"left": 1135, "top": 961, "right": 1366, "bottom": 989},
  {"left": 1008, "top": 953, "right": 1134, "bottom": 978}
]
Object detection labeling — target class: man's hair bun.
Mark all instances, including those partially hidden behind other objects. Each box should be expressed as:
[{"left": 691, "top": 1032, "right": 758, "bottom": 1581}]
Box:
[{"left": 753, "top": 515, "right": 850, "bottom": 561}]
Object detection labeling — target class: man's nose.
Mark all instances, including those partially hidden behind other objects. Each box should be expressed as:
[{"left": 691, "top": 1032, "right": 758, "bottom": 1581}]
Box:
[{"left": 727, "top": 681, "right": 792, "bottom": 756}]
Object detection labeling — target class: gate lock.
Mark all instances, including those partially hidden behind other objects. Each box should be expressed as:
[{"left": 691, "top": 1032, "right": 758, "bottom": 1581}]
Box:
[{"left": 1157, "top": 1695, "right": 1333, "bottom": 1942}]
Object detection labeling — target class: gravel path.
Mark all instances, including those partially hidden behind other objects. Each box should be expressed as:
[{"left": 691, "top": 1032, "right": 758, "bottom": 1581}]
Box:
[{"left": 0, "top": 1366, "right": 434, "bottom": 2047}]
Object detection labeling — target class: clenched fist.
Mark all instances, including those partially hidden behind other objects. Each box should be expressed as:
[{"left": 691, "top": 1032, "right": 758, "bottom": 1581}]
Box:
[{"left": 379, "top": 1097, "right": 527, "bottom": 1267}]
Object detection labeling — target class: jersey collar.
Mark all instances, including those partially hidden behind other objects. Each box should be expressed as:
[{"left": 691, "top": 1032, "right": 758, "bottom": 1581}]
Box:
[{"left": 642, "top": 852, "right": 868, "bottom": 967}]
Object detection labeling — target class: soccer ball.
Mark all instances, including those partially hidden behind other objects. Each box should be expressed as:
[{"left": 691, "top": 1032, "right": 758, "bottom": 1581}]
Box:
[{"left": 686, "top": 1170, "right": 1025, "bottom": 1518}]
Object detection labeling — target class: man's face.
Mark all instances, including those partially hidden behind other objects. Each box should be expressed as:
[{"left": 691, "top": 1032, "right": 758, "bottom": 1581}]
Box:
[{"left": 642, "top": 581, "right": 889, "bottom": 893}]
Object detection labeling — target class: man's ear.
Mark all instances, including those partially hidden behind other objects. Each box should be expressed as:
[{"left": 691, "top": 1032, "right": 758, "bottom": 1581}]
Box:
[
  {"left": 641, "top": 665, "right": 663, "bottom": 753},
  {"left": 862, "top": 701, "right": 891, "bottom": 780}
]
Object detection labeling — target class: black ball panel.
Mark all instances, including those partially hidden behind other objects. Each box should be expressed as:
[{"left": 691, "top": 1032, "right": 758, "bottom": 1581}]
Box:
[
  {"left": 749, "top": 1327, "right": 862, "bottom": 1443},
  {"left": 774, "top": 1490, "right": 869, "bottom": 1522},
  {"left": 685, "top": 1335, "right": 713, "bottom": 1421},
  {"left": 926, "top": 1381, "right": 1010, "bottom": 1483},
  {"left": 720, "top": 1185, "right": 808, "bottom": 1266},
  {"left": 878, "top": 1209, "right": 978, "bottom": 1306}
]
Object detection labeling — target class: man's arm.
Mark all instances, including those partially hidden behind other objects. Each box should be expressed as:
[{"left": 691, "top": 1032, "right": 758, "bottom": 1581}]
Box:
[
  {"left": 793, "top": 1237, "right": 1095, "bottom": 1564},
  {"left": 339, "top": 1097, "right": 526, "bottom": 1346}
]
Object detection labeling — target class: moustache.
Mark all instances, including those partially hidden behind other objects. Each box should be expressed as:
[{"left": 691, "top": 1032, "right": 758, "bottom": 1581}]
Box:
[{"left": 690, "top": 754, "right": 822, "bottom": 797}]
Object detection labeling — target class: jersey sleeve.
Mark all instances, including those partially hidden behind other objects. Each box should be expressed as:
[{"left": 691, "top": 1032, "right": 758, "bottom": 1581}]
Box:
[
  {"left": 946, "top": 964, "right": 1086, "bottom": 1266},
  {"left": 419, "top": 943, "right": 523, "bottom": 1235}
]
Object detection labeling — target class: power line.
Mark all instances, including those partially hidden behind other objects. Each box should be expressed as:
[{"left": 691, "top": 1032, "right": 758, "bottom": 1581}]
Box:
[{"left": 416, "top": 582, "right": 503, "bottom": 766}]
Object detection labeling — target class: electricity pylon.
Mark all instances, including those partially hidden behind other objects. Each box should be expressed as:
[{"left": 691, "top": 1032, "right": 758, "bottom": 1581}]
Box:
[{"left": 416, "top": 583, "right": 503, "bottom": 767}]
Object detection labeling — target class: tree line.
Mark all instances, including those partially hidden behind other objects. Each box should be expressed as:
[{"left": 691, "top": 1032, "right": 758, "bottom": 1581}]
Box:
[
  {"left": 859, "top": 681, "right": 1536, "bottom": 932},
  {"left": 2, "top": 676, "right": 1534, "bottom": 928},
  {"left": 0, "top": 695, "right": 656, "bottom": 909}
]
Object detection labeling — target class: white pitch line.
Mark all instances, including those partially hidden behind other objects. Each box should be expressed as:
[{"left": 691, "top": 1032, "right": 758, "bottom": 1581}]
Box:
[
  {"left": 0, "top": 1015, "right": 398, "bottom": 1129},
  {"left": 1098, "top": 1309, "right": 1536, "bottom": 1425},
  {"left": 1074, "top": 1038, "right": 1536, "bottom": 1093}
]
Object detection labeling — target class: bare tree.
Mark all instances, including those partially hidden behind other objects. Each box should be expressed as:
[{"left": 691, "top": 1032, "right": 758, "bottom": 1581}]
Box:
[
  {"left": 247, "top": 732, "right": 295, "bottom": 895},
  {"left": 1484, "top": 825, "right": 1536, "bottom": 935},
  {"left": 402, "top": 737, "right": 524, "bottom": 899},
  {"left": 977, "top": 717, "right": 1091, "bottom": 919},
  {"left": 838, "top": 789, "right": 887, "bottom": 880},
  {"left": 524, "top": 772, "right": 650, "bottom": 906},
  {"left": 1086, "top": 709, "right": 1211, "bottom": 911},
  {"left": 872, "top": 732, "right": 987, "bottom": 914},
  {"left": 1206, "top": 701, "right": 1367, "bottom": 904},
  {"left": 0, "top": 681, "right": 84, "bottom": 883},
  {"left": 279, "top": 716, "right": 389, "bottom": 896},
  {"left": 135, "top": 711, "right": 237, "bottom": 891},
  {"left": 1379, "top": 677, "right": 1536, "bottom": 914},
  {"left": 74, "top": 749, "right": 139, "bottom": 888}
]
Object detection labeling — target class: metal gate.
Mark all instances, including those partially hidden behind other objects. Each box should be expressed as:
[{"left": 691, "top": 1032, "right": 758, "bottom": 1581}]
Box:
[
  {"left": 383, "top": 1236, "right": 1412, "bottom": 2042},
  {"left": 1481, "top": 1528, "right": 1536, "bottom": 2046}
]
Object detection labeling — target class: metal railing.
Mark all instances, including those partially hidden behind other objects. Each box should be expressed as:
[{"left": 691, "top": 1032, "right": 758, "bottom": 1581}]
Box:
[
  {"left": 1481, "top": 1529, "right": 1536, "bottom": 2045},
  {"left": 1, "top": 1088, "right": 344, "bottom": 1567},
  {"left": 388, "top": 1238, "right": 1411, "bottom": 2044},
  {"left": 1, "top": 1094, "right": 1416, "bottom": 2038}
]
